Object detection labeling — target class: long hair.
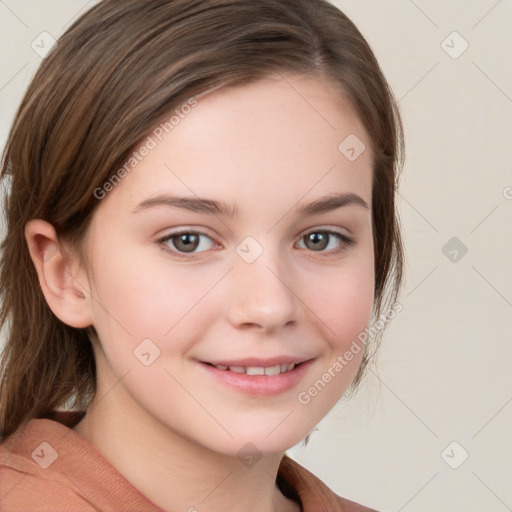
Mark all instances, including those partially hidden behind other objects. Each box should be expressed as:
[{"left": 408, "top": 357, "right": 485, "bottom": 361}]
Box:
[{"left": 0, "top": 0, "right": 405, "bottom": 442}]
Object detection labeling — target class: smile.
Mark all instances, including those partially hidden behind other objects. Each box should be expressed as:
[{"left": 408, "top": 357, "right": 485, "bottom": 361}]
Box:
[{"left": 198, "top": 359, "right": 313, "bottom": 396}]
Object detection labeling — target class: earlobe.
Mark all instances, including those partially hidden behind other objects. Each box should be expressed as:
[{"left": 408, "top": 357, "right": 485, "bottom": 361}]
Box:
[{"left": 24, "top": 219, "right": 93, "bottom": 329}]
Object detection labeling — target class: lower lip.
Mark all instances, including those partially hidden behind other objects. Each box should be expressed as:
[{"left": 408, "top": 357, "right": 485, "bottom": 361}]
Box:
[{"left": 197, "top": 360, "right": 313, "bottom": 396}]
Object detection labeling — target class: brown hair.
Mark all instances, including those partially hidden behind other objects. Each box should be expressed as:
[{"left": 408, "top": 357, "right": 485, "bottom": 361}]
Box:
[{"left": 0, "top": 0, "right": 404, "bottom": 442}]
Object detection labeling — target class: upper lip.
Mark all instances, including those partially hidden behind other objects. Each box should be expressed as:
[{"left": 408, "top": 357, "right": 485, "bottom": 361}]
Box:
[{"left": 201, "top": 356, "right": 312, "bottom": 367}]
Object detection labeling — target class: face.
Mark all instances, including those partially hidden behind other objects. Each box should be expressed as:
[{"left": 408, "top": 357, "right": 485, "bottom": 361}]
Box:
[{"left": 79, "top": 74, "right": 374, "bottom": 456}]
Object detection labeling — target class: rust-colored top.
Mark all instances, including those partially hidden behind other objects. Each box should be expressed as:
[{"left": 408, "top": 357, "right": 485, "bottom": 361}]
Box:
[{"left": 0, "top": 410, "right": 377, "bottom": 511}]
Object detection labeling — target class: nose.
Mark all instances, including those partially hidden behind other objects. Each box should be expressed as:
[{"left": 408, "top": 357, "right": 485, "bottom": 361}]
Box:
[{"left": 226, "top": 247, "right": 301, "bottom": 332}]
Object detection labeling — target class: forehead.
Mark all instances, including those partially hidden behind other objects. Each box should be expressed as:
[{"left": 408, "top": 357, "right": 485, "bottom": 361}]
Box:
[{"left": 97, "top": 74, "right": 373, "bottom": 217}]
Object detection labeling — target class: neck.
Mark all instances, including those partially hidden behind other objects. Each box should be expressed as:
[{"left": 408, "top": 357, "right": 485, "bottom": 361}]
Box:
[{"left": 73, "top": 394, "right": 300, "bottom": 512}]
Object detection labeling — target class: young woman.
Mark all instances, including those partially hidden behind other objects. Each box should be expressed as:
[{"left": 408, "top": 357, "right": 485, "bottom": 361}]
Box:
[{"left": 0, "top": 1, "right": 404, "bottom": 510}]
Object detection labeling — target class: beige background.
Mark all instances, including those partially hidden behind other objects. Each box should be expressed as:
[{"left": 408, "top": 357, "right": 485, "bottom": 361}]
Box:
[{"left": 1, "top": 1, "right": 511, "bottom": 511}]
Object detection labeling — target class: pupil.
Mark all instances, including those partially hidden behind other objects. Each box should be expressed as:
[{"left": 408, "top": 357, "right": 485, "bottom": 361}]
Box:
[
  {"left": 176, "top": 234, "right": 198, "bottom": 252},
  {"left": 308, "top": 233, "right": 327, "bottom": 250}
]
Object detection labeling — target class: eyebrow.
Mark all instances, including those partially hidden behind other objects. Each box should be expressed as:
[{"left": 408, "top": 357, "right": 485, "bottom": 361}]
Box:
[{"left": 132, "top": 192, "right": 369, "bottom": 217}]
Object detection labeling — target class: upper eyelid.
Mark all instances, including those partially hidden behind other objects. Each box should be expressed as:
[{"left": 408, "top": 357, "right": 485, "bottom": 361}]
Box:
[{"left": 158, "top": 225, "right": 351, "bottom": 239}]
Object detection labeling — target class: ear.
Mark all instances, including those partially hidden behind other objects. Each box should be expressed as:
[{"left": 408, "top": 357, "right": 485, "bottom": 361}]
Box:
[{"left": 25, "top": 219, "right": 93, "bottom": 329}]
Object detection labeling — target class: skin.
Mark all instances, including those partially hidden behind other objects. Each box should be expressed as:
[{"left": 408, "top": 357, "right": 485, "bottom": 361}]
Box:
[{"left": 26, "top": 73, "right": 375, "bottom": 512}]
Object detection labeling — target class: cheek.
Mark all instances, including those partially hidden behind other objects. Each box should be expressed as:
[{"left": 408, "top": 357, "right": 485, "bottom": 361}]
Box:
[
  {"left": 314, "top": 257, "right": 375, "bottom": 351},
  {"left": 293, "top": 264, "right": 374, "bottom": 422},
  {"left": 86, "top": 254, "right": 213, "bottom": 396},
  {"left": 89, "top": 249, "right": 208, "bottom": 334}
]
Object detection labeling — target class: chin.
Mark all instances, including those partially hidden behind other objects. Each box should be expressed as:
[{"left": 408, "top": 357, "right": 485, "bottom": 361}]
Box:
[{"left": 190, "top": 419, "right": 317, "bottom": 459}]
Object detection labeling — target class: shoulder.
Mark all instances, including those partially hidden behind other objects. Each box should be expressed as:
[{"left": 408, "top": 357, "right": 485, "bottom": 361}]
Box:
[
  {"left": 278, "top": 455, "right": 380, "bottom": 512},
  {"left": 1, "top": 450, "right": 98, "bottom": 511},
  {"left": 0, "top": 413, "right": 161, "bottom": 511}
]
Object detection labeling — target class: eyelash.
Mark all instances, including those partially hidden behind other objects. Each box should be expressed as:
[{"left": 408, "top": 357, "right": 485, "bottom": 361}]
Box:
[{"left": 156, "top": 228, "right": 356, "bottom": 260}]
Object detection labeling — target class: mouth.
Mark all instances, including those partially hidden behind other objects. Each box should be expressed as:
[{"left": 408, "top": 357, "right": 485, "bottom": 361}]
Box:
[{"left": 197, "top": 358, "right": 313, "bottom": 396}]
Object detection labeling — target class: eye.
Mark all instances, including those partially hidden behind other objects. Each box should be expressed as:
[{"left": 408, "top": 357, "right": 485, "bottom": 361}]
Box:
[
  {"left": 157, "top": 228, "right": 355, "bottom": 259},
  {"left": 296, "top": 229, "right": 355, "bottom": 255},
  {"left": 158, "top": 230, "right": 217, "bottom": 257}
]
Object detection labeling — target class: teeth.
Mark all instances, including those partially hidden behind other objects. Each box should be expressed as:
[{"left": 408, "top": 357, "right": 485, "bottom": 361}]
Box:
[
  {"left": 246, "top": 366, "right": 265, "bottom": 375},
  {"left": 264, "top": 365, "right": 281, "bottom": 376},
  {"left": 213, "top": 363, "right": 297, "bottom": 375}
]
